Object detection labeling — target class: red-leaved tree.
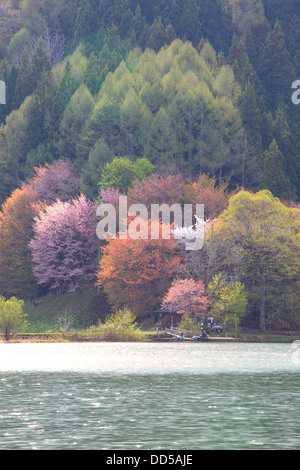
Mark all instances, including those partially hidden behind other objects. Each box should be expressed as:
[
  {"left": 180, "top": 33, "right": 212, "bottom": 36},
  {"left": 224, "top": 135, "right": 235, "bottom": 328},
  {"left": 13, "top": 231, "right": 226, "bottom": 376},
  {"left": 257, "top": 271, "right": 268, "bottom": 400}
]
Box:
[{"left": 29, "top": 195, "right": 99, "bottom": 293}]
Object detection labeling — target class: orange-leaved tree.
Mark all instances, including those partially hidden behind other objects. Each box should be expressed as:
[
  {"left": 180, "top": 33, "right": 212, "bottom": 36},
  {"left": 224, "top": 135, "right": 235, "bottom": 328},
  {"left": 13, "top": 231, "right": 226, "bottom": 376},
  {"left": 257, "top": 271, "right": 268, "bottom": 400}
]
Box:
[
  {"left": 96, "top": 219, "right": 183, "bottom": 317},
  {"left": 183, "top": 173, "right": 229, "bottom": 220},
  {"left": 0, "top": 185, "right": 44, "bottom": 300}
]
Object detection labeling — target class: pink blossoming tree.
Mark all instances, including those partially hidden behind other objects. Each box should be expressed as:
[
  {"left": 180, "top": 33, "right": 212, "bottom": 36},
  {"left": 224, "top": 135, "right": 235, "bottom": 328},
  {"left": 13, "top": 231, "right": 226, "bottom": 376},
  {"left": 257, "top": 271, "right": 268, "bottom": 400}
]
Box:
[
  {"left": 162, "top": 278, "right": 210, "bottom": 320},
  {"left": 24, "top": 158, "right": 80, "bottom": 203},
  {"left": 29, "top": 195, "right": 99, "bottom": 293}
]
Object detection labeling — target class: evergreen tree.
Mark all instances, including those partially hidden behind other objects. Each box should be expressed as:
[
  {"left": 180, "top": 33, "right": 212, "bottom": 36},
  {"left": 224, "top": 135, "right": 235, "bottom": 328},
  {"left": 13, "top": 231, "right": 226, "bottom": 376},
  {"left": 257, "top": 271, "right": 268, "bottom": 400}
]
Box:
[
  {"left": 146, "top": 17, "right": 166, "bottom": 52},
  {"left": 273, "top": 107, "right": 300, "bottom": 196},
  {"left": 0, "top": 59, "right": 18, "bottom": 124},
  {"left": 84, "top": 52, "right": 108, "bottom": 96},
  {"left": 130, "top": 4, "right": 148, "bottom": 47},
  {"left": 176, "top": 0, "right": 201, "bottom": 45},
  {"left": 74, "top": 0, "right": 99, "bottom": 38},
  {"left": 239, "top": 82, "right": 263, "bottom": 149},
  {"left": 262, "top": 139, "right": 292, "bottom": 200},
  {"left": 13, "top": 51, "right": 34, "bottom": 109},
  {"left": 26, "top": 71, "right": 52, "bottom": 150},
  {"left": 57, "top": 60, "right": 78, "bottom": 108},
  {"left": 259, "top": 21, "right": 295, "bottom": 111},
  {"left": 30, "top": 40, "right": 52, "bottom": 90}
]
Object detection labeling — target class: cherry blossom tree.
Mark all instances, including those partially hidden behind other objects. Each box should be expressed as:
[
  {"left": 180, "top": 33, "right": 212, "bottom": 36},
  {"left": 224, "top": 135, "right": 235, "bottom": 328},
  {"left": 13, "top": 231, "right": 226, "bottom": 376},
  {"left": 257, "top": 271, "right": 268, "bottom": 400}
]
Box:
[
  {"left": 29, "top": 194, "right": 99, "bottom": 293},
  {"left": 162, "top": 278, "right": 210, "bottom": 319},
  {"left": 99, "top": 187, "right": 122, "bottom": 204},
  {"left": 24, "top": 158, "right": 80, "bottom": 204}
]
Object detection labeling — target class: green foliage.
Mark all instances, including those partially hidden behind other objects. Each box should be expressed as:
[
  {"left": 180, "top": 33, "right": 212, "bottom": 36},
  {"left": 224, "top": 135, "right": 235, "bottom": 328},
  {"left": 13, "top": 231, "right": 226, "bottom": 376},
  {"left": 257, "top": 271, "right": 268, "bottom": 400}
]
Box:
[
  {"left": 213, "top": 190, "right": 300, "bottom": 330},
  {"left": 93, "top": 307, "right": 143, "bottom": 341},
  {"left": 7, "top": 28, "right": 32, "bottom": 60},
  {"left": 0, "top": 0, "right": 299, "bottom": 336},
  {"left": 259, "top": 21, "right": 295, "bottom": 111},
  {"left": 0, "top": 3, "right": 299, "bottom": 204},
  {"left": 178, "top": 317, "right": 202, "bottom": 336},
  {"left": 86, "top": 40, "right": 244, "bottom": 186},
  {"left": 0, "top": 296, "right": 28, "bottom": 340},
  {"left": 207, "top": 273, "right": 247, "bottom": 331},
  {"left": 98, "top": 156, "right": 155, "bottom": 192},
  {"left": 262, "top": 139, "right": 292, "bottom": 200}
]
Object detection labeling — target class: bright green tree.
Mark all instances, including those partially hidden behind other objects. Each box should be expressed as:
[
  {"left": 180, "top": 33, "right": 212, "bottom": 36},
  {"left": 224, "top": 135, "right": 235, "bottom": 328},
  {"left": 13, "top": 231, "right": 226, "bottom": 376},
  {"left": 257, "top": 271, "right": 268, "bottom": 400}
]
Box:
[
  {"left": 98, "top": 156, "right": 154, "bottom": 192},
  {"left": 207, "top": 273, "right": 247, "bottom": 331},
  {"left": 94, "top": 307, "right": 143, "bottom": 341},
  {"left": 213, "top": 190, "right": 300, "bottom": 331},
  {"left": 0, "top": 296, "right": 28, "bottom": 341}
]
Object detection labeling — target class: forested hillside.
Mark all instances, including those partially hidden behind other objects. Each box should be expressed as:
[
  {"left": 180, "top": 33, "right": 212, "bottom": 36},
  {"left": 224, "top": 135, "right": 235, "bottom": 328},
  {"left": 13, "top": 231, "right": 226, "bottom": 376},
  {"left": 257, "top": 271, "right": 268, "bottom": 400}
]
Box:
[
  {"left": 0, "top": 0, "right": 299, "bottom": 202},
  {"left": 0, "top": 0, "right": 300, "bottom": 332}
]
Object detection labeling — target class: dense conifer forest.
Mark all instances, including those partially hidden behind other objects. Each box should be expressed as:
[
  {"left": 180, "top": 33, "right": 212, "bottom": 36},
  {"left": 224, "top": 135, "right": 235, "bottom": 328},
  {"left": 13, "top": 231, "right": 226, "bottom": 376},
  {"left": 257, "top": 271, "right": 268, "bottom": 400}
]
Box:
[{"left": 0, "top": 0, "right": 299, "bottom": 332}]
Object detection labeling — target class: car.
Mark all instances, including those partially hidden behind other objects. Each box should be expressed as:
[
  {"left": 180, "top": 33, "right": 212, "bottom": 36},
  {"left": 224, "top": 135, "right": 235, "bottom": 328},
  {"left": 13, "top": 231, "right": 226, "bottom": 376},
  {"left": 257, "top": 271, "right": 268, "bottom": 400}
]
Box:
[{"left": 211, "top": 324, "right": 223, "bottom": 333}]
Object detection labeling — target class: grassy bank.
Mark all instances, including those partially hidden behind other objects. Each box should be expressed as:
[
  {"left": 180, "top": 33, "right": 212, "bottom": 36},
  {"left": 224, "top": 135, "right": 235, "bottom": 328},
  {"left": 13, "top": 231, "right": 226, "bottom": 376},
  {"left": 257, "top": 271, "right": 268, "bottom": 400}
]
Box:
[
  {"left": 1, "top": 293, "right": 299, "bottom": 343},
  {"left": 22, "top": 291, "right": 108, "bottom": 333},
  {"left": 1, "top": 330, "right": 299, "bottom": 344}
]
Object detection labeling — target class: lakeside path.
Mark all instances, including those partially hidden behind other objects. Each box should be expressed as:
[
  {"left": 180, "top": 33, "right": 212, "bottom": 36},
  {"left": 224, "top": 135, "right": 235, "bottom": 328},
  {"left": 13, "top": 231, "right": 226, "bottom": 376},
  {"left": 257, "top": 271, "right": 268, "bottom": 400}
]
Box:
[{"left": 1, "top": 331, "right": 300, "bottom": 343}]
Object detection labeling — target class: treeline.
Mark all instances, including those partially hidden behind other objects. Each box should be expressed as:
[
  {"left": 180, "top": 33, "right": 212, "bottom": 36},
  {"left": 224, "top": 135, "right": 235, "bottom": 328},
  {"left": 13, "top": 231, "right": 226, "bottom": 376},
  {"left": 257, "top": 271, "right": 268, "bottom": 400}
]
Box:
[
  {"left": 0, "top": 0, "right": 299, "bottom": 206},
  {"left": 0, "top": 1, "right": 300, "bottom": 331},
  {"left": 0, "top": 157, "right": 299, "bottom": 331}
]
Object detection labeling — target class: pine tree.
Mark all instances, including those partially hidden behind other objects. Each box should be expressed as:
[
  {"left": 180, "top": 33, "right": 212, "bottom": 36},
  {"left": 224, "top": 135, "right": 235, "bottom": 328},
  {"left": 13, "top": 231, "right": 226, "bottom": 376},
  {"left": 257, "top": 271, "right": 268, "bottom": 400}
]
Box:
[{"left": 84, "top": 52, "right": 108, "bottom": 96}]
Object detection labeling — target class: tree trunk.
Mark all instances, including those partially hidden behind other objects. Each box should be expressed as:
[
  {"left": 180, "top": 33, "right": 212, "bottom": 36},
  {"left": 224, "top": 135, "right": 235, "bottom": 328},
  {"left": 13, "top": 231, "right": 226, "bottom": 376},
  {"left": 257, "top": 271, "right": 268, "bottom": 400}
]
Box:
[{"left": 259, "top": 282, "right": 266, "bottom": 331}]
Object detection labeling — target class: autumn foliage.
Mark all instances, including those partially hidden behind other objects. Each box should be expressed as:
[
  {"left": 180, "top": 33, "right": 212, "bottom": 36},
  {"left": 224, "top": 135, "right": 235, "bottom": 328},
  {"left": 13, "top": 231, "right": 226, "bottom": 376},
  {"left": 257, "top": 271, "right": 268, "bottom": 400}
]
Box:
[
  {"left": 97, "top": 219, "right": 182, "bottom": 317},
  {"left": 0, "top": 185, "right": 44, "bottom": 299},
  {"left": 127, "top": 173, "right": 185, "bottom": 209},
  {"left": 183, "top": 173, "right": 229, "bottom": 220}
]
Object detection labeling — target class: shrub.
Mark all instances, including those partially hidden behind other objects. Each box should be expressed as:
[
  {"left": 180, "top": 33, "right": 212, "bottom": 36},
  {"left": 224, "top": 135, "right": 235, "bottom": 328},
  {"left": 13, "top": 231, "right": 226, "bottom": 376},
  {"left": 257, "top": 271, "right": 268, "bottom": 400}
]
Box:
[
  {"left": 95, "top": 307, "right": 143, "bottom": 341},
  {"left": 178, "top": 317, "right": 202, "bottom": 336},
  {"left": 0, "top": 296, "right": 28, "bottom": 340}
]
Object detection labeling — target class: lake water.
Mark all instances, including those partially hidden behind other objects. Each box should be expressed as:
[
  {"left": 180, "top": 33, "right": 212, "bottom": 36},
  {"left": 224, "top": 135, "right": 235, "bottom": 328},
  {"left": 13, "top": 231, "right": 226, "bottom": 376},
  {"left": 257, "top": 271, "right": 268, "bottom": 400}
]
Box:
[{"left": 0, "top": 342, "right": 299, "bottom": 450}]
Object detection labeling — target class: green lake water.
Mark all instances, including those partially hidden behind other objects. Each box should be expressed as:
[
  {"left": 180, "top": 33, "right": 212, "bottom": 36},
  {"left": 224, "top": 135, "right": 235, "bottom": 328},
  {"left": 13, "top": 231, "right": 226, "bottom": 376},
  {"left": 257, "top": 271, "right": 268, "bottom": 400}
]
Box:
[{"left": 0, "top": 342, "right": 299, "bottom": 450}]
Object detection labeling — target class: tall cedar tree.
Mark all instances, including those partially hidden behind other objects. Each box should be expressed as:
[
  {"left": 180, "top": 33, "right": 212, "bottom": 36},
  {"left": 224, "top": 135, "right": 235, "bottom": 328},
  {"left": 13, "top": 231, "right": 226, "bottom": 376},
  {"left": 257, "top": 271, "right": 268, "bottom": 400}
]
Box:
[
  {"left": 262, "top": 139, "right": 292, "bottom": 200},
  {"left": 259, "top": 21, "right": 294, "bottom": 111}
]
